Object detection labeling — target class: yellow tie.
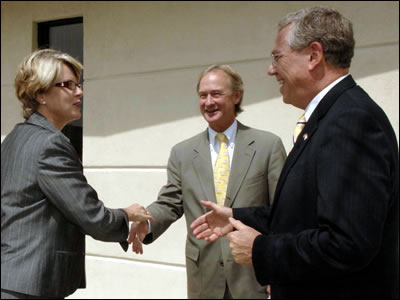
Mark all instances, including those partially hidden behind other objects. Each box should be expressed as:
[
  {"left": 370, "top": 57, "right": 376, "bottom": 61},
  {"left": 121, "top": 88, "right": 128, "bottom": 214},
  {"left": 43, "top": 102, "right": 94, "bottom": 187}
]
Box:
[
  {"left": 293, "top": 114, "right": 306, "bottom": 146},
  {"left": 214, "top": 133, "right": 230, "bottom": 206}
]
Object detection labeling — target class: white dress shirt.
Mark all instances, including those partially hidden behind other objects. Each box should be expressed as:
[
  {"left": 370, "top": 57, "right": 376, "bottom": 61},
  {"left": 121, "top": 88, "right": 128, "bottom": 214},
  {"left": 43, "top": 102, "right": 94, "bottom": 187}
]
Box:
[
  {"left": 304, "top": 74, "right": 350, "bottom": 121},
  {"left": 208, "top": 119, "right": 237, "bottom": 168}
]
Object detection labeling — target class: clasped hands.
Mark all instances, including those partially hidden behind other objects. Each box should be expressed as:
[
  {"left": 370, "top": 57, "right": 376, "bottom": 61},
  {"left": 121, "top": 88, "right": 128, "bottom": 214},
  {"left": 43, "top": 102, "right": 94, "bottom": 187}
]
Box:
[
  {"left": 123, "top": 203, "right": 153, "bottom": 254},
  {"left": 191, "top": 200, "right": 261, "bottom": 265},
  {"left": 124, "top": 200, "right": 261, "bottom": 265}
]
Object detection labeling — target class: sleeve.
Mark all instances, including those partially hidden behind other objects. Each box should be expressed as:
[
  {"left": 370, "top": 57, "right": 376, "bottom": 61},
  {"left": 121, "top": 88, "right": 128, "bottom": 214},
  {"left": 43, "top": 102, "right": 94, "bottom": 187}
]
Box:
[
  {"left": 144, "top": 146, "right": 184, "bottom": 243},
  {"left": 37, "top": 133, "right": 129, "bottom": 244},
  {"left": 233, "top": 206, "right": 271, "bottom": 234}
]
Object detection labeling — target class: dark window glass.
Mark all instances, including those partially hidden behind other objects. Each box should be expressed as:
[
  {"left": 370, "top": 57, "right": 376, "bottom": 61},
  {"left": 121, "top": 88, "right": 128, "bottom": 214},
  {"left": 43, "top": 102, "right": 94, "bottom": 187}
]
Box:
[{"left": 38, "top": 17, "right": 83, "bottom": 159}]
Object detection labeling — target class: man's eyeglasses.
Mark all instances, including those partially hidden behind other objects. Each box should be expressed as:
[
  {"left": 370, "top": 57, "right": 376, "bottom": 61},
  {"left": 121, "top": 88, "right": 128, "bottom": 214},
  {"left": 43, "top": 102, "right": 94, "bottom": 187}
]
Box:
[
  {"left": 271, "top": 53, "right": 284, "bottom": 66},
  {"left": 55, "top": 80, "right": 82, "bottom": 91}
]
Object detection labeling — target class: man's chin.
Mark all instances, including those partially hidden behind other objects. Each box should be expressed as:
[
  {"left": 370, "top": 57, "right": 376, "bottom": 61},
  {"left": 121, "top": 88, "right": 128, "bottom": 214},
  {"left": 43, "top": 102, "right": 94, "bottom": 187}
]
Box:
[
  {"left": 281, "top": 95, "right": 290, "bottom": 104},
  {"left": 204, "top": 112, "right": 220, "bottom": 122}
]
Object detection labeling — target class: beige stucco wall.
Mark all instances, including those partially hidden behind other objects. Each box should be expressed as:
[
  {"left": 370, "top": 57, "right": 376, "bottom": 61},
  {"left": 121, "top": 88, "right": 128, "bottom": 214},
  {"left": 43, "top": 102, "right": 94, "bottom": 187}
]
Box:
[{"left": 1, "top": 1, "right": 398, "bottom": 299}]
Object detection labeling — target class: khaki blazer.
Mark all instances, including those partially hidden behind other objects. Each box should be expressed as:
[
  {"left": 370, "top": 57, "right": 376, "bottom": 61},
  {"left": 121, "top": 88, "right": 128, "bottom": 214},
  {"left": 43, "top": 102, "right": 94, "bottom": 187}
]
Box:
[{"left": 145, "top": 121, "right": 286, "bottom": 298}]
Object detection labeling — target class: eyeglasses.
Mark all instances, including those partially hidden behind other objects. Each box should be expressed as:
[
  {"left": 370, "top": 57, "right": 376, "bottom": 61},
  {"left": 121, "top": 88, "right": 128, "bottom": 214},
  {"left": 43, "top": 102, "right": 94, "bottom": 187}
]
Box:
[
  {"left": 55, "top": 80, "right": 82, "bottom": 91},
  {"left": 271, "top": 53, "right": 284, "bottom": 66}
]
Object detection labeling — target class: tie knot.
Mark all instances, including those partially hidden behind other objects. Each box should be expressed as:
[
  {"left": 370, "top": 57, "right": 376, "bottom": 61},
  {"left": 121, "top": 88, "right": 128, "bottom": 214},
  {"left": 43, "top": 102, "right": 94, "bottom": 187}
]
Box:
[
  {"left": 297, "top": 114, "right": 306, "bottom": 124},
  {"left": 216, "top": 133, "right": 227, "bottom": 144}
]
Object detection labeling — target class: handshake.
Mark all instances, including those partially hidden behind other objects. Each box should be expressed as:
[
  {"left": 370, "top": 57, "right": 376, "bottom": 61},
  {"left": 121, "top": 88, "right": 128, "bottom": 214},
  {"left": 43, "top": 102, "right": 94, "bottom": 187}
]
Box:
[
  {"left": 122, "top": 200, "right": 261, "bottom": 265},
  {"left": 122, "top": 203, "right": 154, "bottom": 254}
]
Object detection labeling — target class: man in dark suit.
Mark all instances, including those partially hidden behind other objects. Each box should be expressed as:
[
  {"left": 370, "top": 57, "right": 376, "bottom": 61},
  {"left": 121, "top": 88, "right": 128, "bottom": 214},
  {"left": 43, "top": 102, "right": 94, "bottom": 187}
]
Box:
[
  {"left": 191, "top": 7, "right": 399, "bottom": 299},
  {"left": 128, "top": 65, "right": 286, "bottom": 298}
]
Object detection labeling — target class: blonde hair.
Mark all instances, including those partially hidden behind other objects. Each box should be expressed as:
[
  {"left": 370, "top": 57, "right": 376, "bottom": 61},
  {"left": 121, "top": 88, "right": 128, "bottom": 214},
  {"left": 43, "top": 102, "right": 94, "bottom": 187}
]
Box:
[
  {"left": 197, "top": 64, "right": 244, "bottom": 116},
  {"left": 14, "top": 49, "right": 83, "bottom": 119}
]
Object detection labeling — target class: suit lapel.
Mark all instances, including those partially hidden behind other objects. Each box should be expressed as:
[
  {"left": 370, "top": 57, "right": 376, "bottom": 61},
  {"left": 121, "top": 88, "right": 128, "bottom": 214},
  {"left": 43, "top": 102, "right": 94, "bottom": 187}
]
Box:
[
  {"left": 225, "top": 122, "right": 256, "bottom": 207},
  {"left": 192, "top": 123, "right": 257, "bottom": 207},
  {"left": 192, "top": 130, "right": 216, "bottom": 203},
  {"left": 272, "top": 75, "right": 357, "bottom": 206},
  {"left": 273, "top": 123, "right": 317, "bottom": 204}
]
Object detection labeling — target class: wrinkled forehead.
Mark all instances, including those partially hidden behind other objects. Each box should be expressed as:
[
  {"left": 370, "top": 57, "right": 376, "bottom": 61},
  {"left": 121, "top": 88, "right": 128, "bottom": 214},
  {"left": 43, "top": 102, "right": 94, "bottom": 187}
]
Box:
[{"left": 198, "top": 71, "right": 232, "bottom": 92}]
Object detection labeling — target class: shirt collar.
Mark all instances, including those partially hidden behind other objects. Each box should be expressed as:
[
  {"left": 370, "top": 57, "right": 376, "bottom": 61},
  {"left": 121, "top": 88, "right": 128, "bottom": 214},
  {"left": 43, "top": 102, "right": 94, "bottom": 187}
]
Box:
[
  {"left": 208, "top": 119, "right": 237, "bottom": 147},
  {"left": 304, "top": 74, "right": 349, "bottom": 121}
]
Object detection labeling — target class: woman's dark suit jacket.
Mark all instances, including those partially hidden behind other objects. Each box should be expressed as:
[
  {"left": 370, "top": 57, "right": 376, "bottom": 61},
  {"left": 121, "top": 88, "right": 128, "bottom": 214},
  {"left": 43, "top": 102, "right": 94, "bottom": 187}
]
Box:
[{"left": 1, "top": 112, "right": 129, "bottom": 298}]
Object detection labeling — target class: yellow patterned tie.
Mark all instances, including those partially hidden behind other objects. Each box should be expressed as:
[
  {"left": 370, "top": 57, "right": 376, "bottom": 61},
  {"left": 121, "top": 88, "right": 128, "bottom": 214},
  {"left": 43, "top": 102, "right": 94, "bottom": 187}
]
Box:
[
  {"left": 292, "top": 114, "right": 306, "bottom": 146},
  {"left": 213, "top": 133, "right": 230, "bottom": 206}
]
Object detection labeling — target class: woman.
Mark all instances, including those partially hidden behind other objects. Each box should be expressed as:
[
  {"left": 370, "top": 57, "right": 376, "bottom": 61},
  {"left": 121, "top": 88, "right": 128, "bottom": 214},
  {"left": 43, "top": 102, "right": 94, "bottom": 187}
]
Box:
[{"left": 1, "top": 49, "right": 153, "bottom": 299}]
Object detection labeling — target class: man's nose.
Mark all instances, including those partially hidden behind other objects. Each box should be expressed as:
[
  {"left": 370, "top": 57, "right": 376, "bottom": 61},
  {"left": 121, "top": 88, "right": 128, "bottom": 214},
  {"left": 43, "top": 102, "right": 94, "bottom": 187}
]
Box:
[
  {"left": 205, "top": 94, "right": 215, "bottom": 104},
  {"left": 267, "top": 63, "right": 276, "bottom": 76}
]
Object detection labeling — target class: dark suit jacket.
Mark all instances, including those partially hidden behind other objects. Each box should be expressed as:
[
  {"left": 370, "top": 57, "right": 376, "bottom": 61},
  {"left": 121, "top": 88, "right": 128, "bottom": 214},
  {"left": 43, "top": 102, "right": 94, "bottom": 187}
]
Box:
[
  {"left": 234, "top": 76, "right": 399, "bottom": 298},
  {"left": 144, "top": 121, "right": 286, "bottom": 298},
  {"left": 1, "top": 112, "right": 129, "bottom": 298}
]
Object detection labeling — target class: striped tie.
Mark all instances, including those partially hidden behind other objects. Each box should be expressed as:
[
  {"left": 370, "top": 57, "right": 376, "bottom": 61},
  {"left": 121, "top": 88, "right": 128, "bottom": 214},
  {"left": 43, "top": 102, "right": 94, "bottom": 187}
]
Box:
[
  {"left": 213, "top": 133, "right": 230, "bottom": 206},
  {"left": 293, "top": 114, "right": 306, "bottom": 146}
]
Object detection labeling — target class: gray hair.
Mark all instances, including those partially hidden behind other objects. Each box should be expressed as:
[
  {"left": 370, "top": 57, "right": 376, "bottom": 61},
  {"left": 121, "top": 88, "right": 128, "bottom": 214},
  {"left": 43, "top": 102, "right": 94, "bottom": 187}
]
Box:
[
  {"left": 278, "top": 6, "right": 355, "bottom": 68},
  {"left": 197, "top": 64, "right": 244, "bottom": 115}
]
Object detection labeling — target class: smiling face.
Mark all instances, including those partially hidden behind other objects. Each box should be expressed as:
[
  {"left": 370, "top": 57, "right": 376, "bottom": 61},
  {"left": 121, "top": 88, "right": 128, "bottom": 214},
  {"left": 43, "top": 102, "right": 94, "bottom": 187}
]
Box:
[
  {"left": 267, "top": 24, "right": 314, "bottom": 109},
  {"left": 37, "top": 63, "right": 83, "bottom": 130},
  {"left": 198, "top": 70, "right": 240, "bottom": 132}
]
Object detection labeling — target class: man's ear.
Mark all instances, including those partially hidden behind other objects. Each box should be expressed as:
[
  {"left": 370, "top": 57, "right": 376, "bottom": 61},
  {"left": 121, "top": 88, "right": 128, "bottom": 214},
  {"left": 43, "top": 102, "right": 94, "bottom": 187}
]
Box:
[
  {"left": 308, "top": 41, "right": 324, "bottom": 71},
  {"left": 233, "top": 91, "right": 242, "bottom": 105}
]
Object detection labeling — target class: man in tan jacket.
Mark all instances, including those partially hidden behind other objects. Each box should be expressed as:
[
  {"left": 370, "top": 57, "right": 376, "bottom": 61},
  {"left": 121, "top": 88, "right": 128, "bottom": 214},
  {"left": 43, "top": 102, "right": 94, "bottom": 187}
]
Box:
[{"left": 129, "top": 65, "right": 286, "bottom": 298}]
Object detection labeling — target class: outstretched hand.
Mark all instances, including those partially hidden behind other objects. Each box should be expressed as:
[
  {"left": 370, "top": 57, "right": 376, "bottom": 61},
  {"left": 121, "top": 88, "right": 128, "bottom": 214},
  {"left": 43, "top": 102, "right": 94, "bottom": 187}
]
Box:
[{"left": 190, "top": 200, "right": 233, "bottom": 242}]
